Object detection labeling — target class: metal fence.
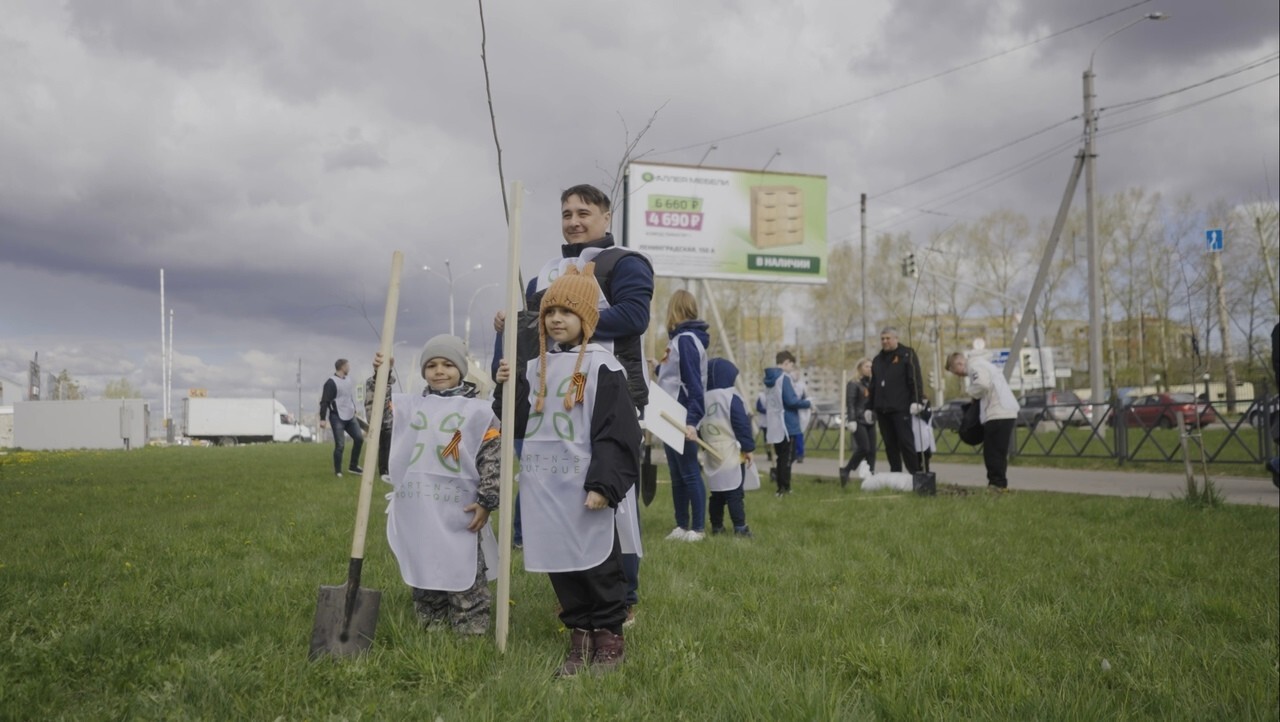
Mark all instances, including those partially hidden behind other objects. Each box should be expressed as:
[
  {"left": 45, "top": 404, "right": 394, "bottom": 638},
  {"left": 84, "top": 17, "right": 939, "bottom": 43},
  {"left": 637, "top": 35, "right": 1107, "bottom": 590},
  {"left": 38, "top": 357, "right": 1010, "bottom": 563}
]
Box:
[{"left": 796, "top": 386, "right": 1278, "bottom": 467}]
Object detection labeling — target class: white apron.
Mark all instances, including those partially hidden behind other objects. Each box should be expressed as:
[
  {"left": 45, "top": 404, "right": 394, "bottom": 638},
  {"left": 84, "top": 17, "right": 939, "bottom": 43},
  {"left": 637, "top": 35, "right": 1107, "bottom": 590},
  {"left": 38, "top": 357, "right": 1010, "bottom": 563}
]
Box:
[
  {"left": 331, "top": 373, "right": 357, "bottom": 421},
  {"left": 700, "top": 387, "right": 744, "bottom": 492},
  {"left": 387, "top": 393, "right": 499, "bottom": 591},
  {"left": 656, "top": 331, "right": 706, "bottom": 403},
  {"left": 521, "top": 346, "right": 621, "bottom": 573},
  {"left": 536, "top": 253, "right": 643, "bottom": 558},
  {"left": 764, "top": 378, "right": 787, "bottom": 444},
  {"left": 616, "top": 486, "right": 642, "bottom": 557}
]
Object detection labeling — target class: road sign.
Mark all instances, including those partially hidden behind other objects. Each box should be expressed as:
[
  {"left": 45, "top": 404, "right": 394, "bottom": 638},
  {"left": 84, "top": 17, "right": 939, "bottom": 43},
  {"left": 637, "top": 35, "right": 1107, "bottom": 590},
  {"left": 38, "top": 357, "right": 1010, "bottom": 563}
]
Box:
[{"left": 1206, "top": 228, "right": 1224, "bottom": 252}]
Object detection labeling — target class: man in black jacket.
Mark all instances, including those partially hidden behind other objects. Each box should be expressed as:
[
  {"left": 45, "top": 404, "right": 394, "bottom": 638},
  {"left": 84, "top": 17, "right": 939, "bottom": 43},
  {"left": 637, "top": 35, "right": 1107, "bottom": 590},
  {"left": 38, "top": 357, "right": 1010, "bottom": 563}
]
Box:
[{"left": 867, "top": 327, "right": 926, "bottom": 474}]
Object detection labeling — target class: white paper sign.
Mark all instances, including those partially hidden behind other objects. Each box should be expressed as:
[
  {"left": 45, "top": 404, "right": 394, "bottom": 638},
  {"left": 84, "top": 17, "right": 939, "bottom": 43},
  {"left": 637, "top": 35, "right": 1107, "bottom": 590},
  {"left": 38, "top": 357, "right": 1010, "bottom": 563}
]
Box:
[{"left": 641, "top": 381, "right": 689, "bottom": 452}]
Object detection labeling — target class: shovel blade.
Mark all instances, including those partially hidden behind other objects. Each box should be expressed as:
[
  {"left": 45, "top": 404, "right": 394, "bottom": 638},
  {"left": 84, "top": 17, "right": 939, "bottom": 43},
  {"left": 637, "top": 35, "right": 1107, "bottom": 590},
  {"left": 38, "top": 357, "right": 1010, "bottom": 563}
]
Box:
[
  {"left": 641, "top": 445, "right": 658, "bottom": 507},
  {"left": 309, "top": 583, "right": 382, "bottom": 660}
]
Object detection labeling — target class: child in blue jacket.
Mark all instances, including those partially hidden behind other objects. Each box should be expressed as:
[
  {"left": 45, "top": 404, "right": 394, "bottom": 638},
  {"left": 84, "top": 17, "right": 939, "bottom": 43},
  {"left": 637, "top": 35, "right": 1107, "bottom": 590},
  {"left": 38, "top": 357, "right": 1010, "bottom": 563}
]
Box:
[{"left": 758, "top": 350, "right": 810, "bottom": 496}]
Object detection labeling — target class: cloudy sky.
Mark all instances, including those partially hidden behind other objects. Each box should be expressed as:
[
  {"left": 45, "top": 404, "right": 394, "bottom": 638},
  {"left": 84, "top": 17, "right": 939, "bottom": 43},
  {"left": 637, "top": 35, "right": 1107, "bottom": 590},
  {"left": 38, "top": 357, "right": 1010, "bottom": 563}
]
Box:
[{"left": 1, "top": 0, "right": 1276, "bottom": 421}]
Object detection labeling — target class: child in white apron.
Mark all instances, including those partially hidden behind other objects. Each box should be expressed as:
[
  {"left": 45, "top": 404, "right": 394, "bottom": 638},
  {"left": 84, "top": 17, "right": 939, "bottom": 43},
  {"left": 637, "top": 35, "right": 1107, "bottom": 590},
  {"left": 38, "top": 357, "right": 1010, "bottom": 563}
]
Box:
[
  {"left": 700, "top": 358, "right": 756, "bottom": 537},
  {"left": 382, "top": 334, "right": 501, "bottom": 635},
  {"left": 495, "top": 264, "right": 641, "bottom": 677}
]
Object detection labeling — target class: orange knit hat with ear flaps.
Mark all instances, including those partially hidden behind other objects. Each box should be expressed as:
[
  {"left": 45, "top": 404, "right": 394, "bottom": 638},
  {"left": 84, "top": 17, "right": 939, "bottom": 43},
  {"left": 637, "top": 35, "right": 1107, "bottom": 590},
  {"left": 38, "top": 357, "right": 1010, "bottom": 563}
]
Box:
[{"left": 536, "top": 262, "right": 601, "bottom": 413}]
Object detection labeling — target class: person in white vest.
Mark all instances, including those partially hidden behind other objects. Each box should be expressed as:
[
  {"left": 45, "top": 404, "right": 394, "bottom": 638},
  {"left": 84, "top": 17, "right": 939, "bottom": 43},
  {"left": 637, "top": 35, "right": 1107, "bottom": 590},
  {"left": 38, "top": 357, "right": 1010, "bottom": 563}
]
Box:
[
  {"left": 653, "top": 289, "right": 711, "bottom": 541},
  {"left": 495, "top": 264, "right": 641, "bottom": 677},
  {"left": 376, "top": 335, "right": 501, "bottom": 634},
  {"left": 945, "top": 351, "right": 1020, "bottom": 492},
  {"left": 700, "top": 358, "right": 756, "bottom": 537},
  {"left": 792, "top": 369, "right": 811, "bottom": 463},
  {"left": 759, "top": 350, "right": 810, "bottom": 496},
  {"left": 318, "top": 358, "right": 364, "bottom": 477},
  {"left": 754, "top": 391, "right": 772, "bottom": 461}
]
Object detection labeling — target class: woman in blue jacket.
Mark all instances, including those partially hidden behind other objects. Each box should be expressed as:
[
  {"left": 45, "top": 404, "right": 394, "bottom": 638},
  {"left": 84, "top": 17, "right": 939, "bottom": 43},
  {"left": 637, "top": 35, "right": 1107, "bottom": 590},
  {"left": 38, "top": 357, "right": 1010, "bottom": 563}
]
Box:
[{"left": 654, "top": 290, "right": 711, "bottom": 541}]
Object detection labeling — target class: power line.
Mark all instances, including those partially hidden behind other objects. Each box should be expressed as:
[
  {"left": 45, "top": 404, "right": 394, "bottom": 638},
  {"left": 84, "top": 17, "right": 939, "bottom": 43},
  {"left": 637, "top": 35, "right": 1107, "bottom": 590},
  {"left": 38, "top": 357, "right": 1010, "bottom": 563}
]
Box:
[
  {"left": 859, "top": 116, "right": 1078, "bottom": 206},
  {"left": 862, "top": 60, "right": 1279, "bottom": 234},
  {"left": 871, "top": 136, "right": 1081, "bottom": 232},
  {"left": 1102, "top": 51, "right": 1279, "bottom": 115},
  {"left": 652, "top": 0, "right": 1154, "bottom": 156},
  {"left": 1098, "top": 71, "right": 1280, "bottom": 137}
]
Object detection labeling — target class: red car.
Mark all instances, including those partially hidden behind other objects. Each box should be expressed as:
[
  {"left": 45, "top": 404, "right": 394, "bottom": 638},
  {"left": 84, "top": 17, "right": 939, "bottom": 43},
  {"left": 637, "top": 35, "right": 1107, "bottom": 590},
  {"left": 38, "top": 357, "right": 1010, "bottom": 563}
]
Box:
[{"left": 1117, "top": 392, "right": 1217, "bottom": 429}]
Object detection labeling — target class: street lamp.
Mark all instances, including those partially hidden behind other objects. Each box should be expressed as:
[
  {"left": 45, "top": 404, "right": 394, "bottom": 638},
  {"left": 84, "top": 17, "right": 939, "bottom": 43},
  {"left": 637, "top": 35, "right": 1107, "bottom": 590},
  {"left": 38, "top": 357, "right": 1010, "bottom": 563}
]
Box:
[
  {"left": 422, "top": 260, "right": 483, "bottom": 337},
  {"left": 464, "top": 282, "right": 502, "bottom": 351},
  {"left": 1083, "top": 11, "right": 1168, "bottom": 420}
]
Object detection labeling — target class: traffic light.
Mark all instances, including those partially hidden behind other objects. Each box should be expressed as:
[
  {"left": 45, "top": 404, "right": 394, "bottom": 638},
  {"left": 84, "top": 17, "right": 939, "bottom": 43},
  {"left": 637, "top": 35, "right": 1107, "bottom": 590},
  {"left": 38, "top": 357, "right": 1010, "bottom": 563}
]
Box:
[
  {"left": 901, "top": 253, "right": 918, "bottom": 278},
  {"left": 1021, "top": 350, "right": 1038, "bottom": 377}
]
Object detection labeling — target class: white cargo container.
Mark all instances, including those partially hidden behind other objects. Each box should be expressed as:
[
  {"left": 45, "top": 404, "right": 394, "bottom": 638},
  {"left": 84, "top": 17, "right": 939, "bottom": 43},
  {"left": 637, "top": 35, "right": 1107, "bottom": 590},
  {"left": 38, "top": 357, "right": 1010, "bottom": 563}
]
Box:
[
  {"left": 184, "top": 398, "right": 313, "bottom": 446},
  {"left": 13, "top": 399, "right": 150, "bottom": 450}
]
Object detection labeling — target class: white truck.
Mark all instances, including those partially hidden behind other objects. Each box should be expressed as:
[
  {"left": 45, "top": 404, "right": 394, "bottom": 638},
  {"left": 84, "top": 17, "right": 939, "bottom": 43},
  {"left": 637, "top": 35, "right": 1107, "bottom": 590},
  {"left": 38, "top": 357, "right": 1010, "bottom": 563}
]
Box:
[{"left": 184, "top": 398, "right": 313, "bottom": 446}]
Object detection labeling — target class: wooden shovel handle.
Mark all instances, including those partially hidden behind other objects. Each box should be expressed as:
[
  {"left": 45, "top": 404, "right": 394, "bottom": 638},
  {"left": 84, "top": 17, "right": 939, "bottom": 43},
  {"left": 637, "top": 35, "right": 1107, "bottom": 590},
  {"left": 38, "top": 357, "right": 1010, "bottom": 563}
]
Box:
[
  {"left": 351, "top": 251, "right": 403, "bottom": 560},
  {"left": 659, "top": 411, "right": 723, "bottom": 463}
]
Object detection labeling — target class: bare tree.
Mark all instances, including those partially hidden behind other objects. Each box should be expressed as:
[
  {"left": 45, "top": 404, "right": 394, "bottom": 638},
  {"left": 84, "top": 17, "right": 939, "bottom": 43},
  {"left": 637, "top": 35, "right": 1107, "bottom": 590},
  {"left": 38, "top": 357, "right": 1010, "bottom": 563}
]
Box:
[
  {"left": 805, "top": 244, "right": 864, "bottom": 368},
  {"left": 597, "top": 103, "right": 669, "bottom": 226},
  {"left": 967, "top": 209, "right": 1031, "bottom": 344}
]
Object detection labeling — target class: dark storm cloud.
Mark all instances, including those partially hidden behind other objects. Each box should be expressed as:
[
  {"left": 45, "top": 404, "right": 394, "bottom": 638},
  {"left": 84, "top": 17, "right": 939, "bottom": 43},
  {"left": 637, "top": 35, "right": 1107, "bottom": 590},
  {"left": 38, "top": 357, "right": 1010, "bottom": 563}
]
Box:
[{"left": 0, "top": 0, "right": 1273, "bottom": 405}]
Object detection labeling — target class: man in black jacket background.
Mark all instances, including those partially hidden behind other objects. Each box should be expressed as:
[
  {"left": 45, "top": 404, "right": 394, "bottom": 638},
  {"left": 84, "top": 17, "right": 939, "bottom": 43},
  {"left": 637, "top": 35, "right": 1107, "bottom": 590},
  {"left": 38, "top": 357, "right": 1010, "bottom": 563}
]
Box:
[{"left": 867, "top": 327, "right": 926, "bottom": 474}]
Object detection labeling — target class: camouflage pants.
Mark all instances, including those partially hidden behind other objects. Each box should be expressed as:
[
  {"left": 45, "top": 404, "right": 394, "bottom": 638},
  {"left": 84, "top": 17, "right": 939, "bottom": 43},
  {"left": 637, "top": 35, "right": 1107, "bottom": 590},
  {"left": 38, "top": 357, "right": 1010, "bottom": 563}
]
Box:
[{"left": 412, "top": 539, "right": 490, "bottom": 635}]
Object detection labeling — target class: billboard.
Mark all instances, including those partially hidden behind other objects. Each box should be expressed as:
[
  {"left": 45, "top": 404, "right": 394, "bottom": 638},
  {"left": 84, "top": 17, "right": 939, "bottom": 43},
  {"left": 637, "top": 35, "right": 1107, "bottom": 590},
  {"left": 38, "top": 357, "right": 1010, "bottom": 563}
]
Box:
[{"left": 624, "top": 162, "right": 828, "bottom": 284}]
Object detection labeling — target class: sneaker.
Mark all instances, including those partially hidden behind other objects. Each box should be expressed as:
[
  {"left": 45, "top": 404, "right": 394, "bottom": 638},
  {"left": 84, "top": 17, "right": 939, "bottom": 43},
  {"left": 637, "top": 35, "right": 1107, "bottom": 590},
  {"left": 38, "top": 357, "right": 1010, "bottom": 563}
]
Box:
[
  {"left": 684, "top": 530, "right": 705, "bottom": 542},
  {"left": 665, "top": 527, "right": 690, "bottom": 541},
  {"left": 622, "top": 606, "right": 637, "bottom": 628},
  {"left": 838, "top": 468, "right": 850, "bottom": 487},
  {"left": 334, "top": 472, "right": 343, "bottom": 478},
  {"left": 987, "top": 485, "right": 1009, "bottom": 495},
  {"left": 710, "top": 527, "right": 726, "bottom": 536},
  {"left": 734, "top": 526, "right": 754, "bottom": 539},
  {"left": 379, "top": 474, "right": 391, "bottom": 483},
  {"left": 775, "top": 492, "right": 784, "bottom": 498},
  {"left": 349, "top": 465, "right": 364, "bottom": 474}
]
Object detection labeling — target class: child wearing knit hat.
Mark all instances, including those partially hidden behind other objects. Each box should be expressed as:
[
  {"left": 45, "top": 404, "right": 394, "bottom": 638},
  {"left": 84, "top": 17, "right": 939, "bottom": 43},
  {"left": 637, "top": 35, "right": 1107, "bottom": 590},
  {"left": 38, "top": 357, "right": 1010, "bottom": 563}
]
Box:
[
  {"left": 373, "top": 335, "right": 501, "bottom": 635},
  {"left": 494, "top": 264, "right": 641, "bottom": 677}
]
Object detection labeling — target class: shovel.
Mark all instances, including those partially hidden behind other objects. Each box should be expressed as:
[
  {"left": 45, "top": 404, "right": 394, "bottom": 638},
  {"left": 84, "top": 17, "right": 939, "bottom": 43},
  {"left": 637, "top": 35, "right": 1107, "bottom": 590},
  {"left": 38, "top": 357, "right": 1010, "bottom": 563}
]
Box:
[
  {"left": 641, "top": 441, "right": 658, "bottom": 507},
  {"left": 309, "top": 251, "right": 403, "bottom": 660}
]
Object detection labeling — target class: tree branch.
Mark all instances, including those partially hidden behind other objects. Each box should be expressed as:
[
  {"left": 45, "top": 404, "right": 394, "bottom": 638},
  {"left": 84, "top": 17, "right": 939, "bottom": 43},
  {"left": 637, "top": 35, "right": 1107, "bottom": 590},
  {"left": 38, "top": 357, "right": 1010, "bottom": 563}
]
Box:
[{"left": 478, "top": 0, "right": 509, "bottom": 225}]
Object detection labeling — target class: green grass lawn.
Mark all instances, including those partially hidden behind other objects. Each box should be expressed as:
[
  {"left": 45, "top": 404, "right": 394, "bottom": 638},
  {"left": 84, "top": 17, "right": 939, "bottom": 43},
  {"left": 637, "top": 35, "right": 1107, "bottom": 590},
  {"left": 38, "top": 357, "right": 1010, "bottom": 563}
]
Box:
[{"left": 2, "top": 446, "right": 1277, "bottom": 720}]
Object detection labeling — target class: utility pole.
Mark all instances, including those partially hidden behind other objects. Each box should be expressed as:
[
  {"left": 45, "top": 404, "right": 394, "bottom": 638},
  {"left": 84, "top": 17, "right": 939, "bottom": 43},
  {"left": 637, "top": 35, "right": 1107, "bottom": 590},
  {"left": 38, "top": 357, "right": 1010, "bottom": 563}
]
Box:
[
  {"left": 1082, "top": 11, "right": 1169, "bottom": 411},
  {"left": 160, "top": 268, "right": 167, "bottom": 435},
  {"left": 860, "top": 193, "right": 869, "bottom": 357},
  {"left": 1209, "top": 250, "right": 1237, "bottom": 411},
  {"left": 1083, "top": 68, "right": 1105, "bottom": 413}
]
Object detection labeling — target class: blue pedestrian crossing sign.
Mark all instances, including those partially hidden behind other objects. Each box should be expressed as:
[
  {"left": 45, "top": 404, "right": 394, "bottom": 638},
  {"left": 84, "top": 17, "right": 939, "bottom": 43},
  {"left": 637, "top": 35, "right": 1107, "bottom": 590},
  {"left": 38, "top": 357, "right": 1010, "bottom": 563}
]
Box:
[{"left": 1206, "top": 229, "right": 1224, "bottom": 252}]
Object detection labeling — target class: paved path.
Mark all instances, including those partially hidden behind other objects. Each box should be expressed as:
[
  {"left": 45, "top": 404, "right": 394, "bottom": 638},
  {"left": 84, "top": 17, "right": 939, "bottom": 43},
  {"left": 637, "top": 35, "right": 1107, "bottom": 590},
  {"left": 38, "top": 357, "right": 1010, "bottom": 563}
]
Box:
[{"left": 784, "top": 455, "right": 1279, "bottom": 507}]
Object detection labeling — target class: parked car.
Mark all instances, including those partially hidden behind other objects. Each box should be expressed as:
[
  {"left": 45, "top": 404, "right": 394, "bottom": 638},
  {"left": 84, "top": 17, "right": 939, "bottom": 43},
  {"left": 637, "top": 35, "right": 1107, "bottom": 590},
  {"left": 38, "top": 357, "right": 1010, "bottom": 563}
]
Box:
[
  {"left": 1244, "top": 394, "right": 1279, "bottom": 429},
  {"left": 931, "top": 399, "right": 969, "bottom": 431},
  {"left": 810, "top": 402, "right": 844, "bottom": 430},
  {"left": 1018, "top": 390, "right": 1093, "bottom": 427},
  {"left": 1115, "top": 392, "right": 1216, "bottom": 429}
]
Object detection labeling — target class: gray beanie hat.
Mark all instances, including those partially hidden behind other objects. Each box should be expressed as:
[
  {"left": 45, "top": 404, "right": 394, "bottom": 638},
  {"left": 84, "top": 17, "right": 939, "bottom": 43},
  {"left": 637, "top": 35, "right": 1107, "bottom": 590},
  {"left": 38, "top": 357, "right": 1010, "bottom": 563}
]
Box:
[{"left": 420, "top": 334, "right": 468, "bottom": 379}]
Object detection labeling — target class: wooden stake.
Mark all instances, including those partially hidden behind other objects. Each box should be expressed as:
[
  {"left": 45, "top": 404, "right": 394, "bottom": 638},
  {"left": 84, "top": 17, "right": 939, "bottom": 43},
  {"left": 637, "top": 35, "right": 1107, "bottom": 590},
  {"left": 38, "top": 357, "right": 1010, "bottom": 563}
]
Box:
[{"left": 495, "top": 182, "right": 522, "bottom": 653}]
